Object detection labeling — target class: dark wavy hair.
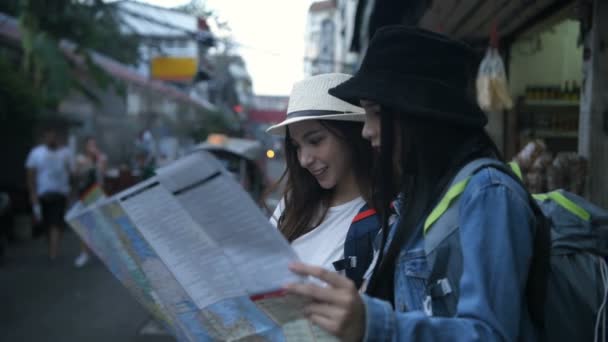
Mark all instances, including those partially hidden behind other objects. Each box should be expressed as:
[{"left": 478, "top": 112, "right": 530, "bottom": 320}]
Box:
[
  {"left": 365, "top": 109, "right": 503, "bottom": 303},
  {"left": 274, "top": 120, "right": 376, "bottom": 242}
]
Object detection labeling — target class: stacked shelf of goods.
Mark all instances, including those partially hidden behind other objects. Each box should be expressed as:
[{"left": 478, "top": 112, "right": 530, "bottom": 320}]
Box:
[{"left": 518, "top": 100, "right": 580, "bottom": 153}]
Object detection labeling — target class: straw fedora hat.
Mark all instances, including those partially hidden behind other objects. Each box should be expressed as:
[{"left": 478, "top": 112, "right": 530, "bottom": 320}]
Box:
[{"left": 266, "top": 73, "right": 366, "bottom": 135}]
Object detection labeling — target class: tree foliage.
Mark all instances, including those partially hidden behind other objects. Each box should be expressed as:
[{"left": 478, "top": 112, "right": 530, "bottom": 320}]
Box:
[
  {"left": 0, "top": 54, "right": 41, "bottom": 133},
  {"left": 0, "top": 0, "right": 141, "bottom": 108}
]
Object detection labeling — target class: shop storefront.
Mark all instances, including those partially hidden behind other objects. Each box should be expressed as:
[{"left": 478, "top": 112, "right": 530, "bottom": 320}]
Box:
[
  {"left": 506, "top": 8, "right": 582, "bottom": 158},
  {"left": 504, "top": 7, "right": 587, "bottom": 194},
  {"left": 350, "top": 0, "right": 607, "bottom": 206}
]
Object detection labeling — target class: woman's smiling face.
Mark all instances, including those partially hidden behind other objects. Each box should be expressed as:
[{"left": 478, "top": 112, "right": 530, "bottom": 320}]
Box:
[{"left": 288, "top": 120, "right": 354, "bottom": 190}]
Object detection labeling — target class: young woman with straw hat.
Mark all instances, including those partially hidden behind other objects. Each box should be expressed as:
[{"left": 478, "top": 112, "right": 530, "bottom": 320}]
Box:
[{"left": 267, "top": 73, "right": 381, "bottom": 289}]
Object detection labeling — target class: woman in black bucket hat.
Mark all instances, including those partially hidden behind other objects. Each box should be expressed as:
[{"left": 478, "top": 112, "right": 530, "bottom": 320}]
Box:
[{"left": 286, "top": 26, "right": 541, "bottom": 342}]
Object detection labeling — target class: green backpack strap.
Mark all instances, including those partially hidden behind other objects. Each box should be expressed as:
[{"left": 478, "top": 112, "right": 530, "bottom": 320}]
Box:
[
  {"left": 533, "top": 192, "right": 591, "bottom": 221},
  {"left": 506, "top": 161, "right": 590, "bottom": 221},
  {"left": 508, "top": 161, "right": 523, "bottom": 180},
  {"left": 424, "top": 178, "right": 470, "bottom": 234},
  {"left": 424, "top": 159, "right": 550, "bottom": 330},
  {"left": 425, "top": 159, "right": 511, "bottom": 235}
]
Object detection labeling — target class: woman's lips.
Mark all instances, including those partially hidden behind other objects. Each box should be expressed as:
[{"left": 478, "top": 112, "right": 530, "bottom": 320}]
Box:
[{"left": 311, "top": 167, "right": 327, "bottom": 176}]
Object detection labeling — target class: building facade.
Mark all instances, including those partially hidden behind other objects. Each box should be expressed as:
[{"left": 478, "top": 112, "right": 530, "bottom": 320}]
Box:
[
  {"left": 115, "top": 1, "right": 254, "bottom": 150},
  {"left": 304, "top": 0, "right": 359, "bottom": 76},
  {"left": 115, "top": 1, "right": 214, "bottom": 103}
]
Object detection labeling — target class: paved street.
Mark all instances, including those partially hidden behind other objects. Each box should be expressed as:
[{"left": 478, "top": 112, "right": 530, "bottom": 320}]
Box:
[
  {"left": 0, "top": 230, "right": 175, "bottom": 342},
  {"left": 0, "top": 157, "right": 285, "bottom": 342}
]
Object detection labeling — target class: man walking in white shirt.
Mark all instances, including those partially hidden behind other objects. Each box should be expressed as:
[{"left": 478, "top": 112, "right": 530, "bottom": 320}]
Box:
[{"left": 26, "top": 126, "right": 71, "bottom": 261}]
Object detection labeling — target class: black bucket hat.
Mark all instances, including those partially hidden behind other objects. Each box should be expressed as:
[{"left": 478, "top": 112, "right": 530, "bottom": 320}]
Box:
[{"left": 329, "top": 25, "right": 488, "bottom": 127}]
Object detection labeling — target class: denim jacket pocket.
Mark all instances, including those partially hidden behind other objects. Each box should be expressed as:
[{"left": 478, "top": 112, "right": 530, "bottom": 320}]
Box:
[{"left": 394, "top": 248, "right": 429, "bottom": 312}]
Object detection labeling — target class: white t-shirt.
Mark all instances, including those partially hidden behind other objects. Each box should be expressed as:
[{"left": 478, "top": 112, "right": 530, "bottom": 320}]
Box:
[
  {"left": 25, "top": 145, "right": 71, "bottom": 196},
  {"left": 271, "top": 197, "right": 366, "bottom": 270}
]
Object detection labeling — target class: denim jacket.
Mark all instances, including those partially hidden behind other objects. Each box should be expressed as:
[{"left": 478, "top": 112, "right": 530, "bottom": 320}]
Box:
[{"left": 362, "top": 167, "right": 538, "bottom": 341}]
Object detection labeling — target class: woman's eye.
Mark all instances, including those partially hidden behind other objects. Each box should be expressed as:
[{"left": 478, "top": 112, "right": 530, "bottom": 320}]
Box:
[{"left": 309, "top": 136, "right": 324, "bottom": 145}]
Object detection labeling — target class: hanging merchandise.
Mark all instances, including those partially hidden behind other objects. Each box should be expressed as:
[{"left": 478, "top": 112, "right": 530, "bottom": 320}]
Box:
[{"left": 476, "top": 22, "right": 514, "bottom": 112}]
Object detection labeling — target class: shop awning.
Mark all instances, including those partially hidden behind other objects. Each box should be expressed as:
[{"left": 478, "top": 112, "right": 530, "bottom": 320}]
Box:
[
  {"left": 418, "top": 0, "right": 575, "bottom": 46},
  {"left": 351, "top": 0, "right": 575, "bottom": 51}
]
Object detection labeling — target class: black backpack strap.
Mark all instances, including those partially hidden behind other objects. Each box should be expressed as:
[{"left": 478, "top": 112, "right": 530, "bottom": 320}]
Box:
[
  {"left": 469, "top": 161, "right": 550, "bottom": 332},
  {"left": 333, "top": 204, "right": 381, "bottom": 288}
]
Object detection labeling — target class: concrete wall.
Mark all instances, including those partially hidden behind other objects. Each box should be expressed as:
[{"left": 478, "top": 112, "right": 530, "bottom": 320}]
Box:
[
  {"left": 305, "top": 0, "right": 360, "bottom": 76},
  {"left": 509, "top": 19, "right": 582, "bottom": 98},
  {"left": 305, "top": 8, "right": 336, "bottom": 75},
  {"left": 579, "top": 0, "right": 608, "bottom": 207}
]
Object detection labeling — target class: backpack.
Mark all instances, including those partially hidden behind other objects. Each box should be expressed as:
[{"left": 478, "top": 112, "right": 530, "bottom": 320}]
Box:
[
  {"left": 333, "top": 204, "right": 381, "bottom": 288},
  {"left": 423, "top": 158, "right": 608, "bottom": 342}
]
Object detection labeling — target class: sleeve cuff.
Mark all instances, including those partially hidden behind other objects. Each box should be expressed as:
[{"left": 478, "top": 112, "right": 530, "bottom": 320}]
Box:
[{"left": 361, "top": 294, "right": 395, "bottom": 342}]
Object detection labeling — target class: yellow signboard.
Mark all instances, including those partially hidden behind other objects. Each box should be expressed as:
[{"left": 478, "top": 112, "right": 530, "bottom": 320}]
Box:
[{"left": 150, "top": 57, "right": 197, "bottom": 81}]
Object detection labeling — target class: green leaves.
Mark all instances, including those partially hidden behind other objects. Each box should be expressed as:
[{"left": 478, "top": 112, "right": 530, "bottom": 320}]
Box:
[
  {"left": 4, "top": 0, "right": 141, "bottom": 109},
  {"left": 0, "top": 54, "right": 42, "bottom": 132}
]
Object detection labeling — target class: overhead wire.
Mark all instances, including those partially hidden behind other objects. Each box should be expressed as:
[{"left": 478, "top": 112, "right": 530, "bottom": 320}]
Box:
[{"left": 120, "top": 4, "right": 352, "bottom": 67}]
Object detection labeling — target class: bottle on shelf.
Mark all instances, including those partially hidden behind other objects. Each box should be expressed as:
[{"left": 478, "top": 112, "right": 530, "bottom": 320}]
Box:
[
  {"left": 553, "top": 86, "right": 561, "bottom": 100},
  {"left": 545, "top": 86, "right": 552, "bottom": 100},
  {"left": 571, "top": 80, "right": 580, "bottom": 102},
  {"left": 548, "top": 86, "right": 555, "bottom": 100},
  {"left": 541, "top": 86, "right": 548, "bottom": 100},
  {"left": 525, "top": 86, "right": 532, "bottom": 101},
  {"left": 563, "top": 81, "right": 571, "bottom": 101},
  {"left": 530, "top": 86, "right": 538, "bottom": 100}
]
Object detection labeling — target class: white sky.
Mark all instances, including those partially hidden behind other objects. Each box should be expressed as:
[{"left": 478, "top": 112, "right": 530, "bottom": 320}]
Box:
[{"left": 139, "top": 0, "right": 313, "bottom": 96}]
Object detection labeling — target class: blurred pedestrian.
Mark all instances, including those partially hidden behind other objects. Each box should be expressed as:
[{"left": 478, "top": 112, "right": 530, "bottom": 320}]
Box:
[
  {"left": 133, "top": 129, "right": 156, "bottom": 180},
  {"left": 73, "top": 136, "right": 107, "bottom": 267},
  {"left": 26, "top": 126, "right": 71, "bottom": 261}
]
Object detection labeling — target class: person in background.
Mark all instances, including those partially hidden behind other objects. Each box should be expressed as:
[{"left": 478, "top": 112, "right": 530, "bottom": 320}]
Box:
[
  {"left": 26, "top": 126, "right": 72, "bottom": 261},
  {"left": 285, "top": 26, "right": 539, "bottom": 341},
  {"left": 133, "top": 130, "right": 156, "bottom": 180},
  {"left": 73, "top": 136, "right": 107, "bottom": 267},
  {"left": 267, "top": 73, "right": 380, "bottom": 289}
]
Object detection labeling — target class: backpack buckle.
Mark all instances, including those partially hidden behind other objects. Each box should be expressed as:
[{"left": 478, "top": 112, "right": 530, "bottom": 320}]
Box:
[
  {"left": 429, "top": 278, "right": 453, "bottom": 298},
  {"left": 332, "top": 256, "right": 357, "bottom": 271},
  {"left": 423, "top": 296, "right": 434, "bottom": 316}
]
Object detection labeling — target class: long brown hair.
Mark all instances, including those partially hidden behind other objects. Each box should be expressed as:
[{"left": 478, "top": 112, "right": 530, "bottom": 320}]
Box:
[{"left": 275, "top": 120, "right": 375, "bottom": 242}]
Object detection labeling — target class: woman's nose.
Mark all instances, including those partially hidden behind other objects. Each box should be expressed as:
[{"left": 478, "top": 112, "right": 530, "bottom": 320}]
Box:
[{"left": 298, "top": 149, "right": 314, "bottom": 168}]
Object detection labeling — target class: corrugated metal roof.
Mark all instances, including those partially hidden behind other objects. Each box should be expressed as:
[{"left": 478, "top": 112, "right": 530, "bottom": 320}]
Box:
[
  {"left": 350, "top": 0, "right": 575, "bottom": 50},
  {"left": 417, "top": 0, "right": 573, "bottom": 44}
]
